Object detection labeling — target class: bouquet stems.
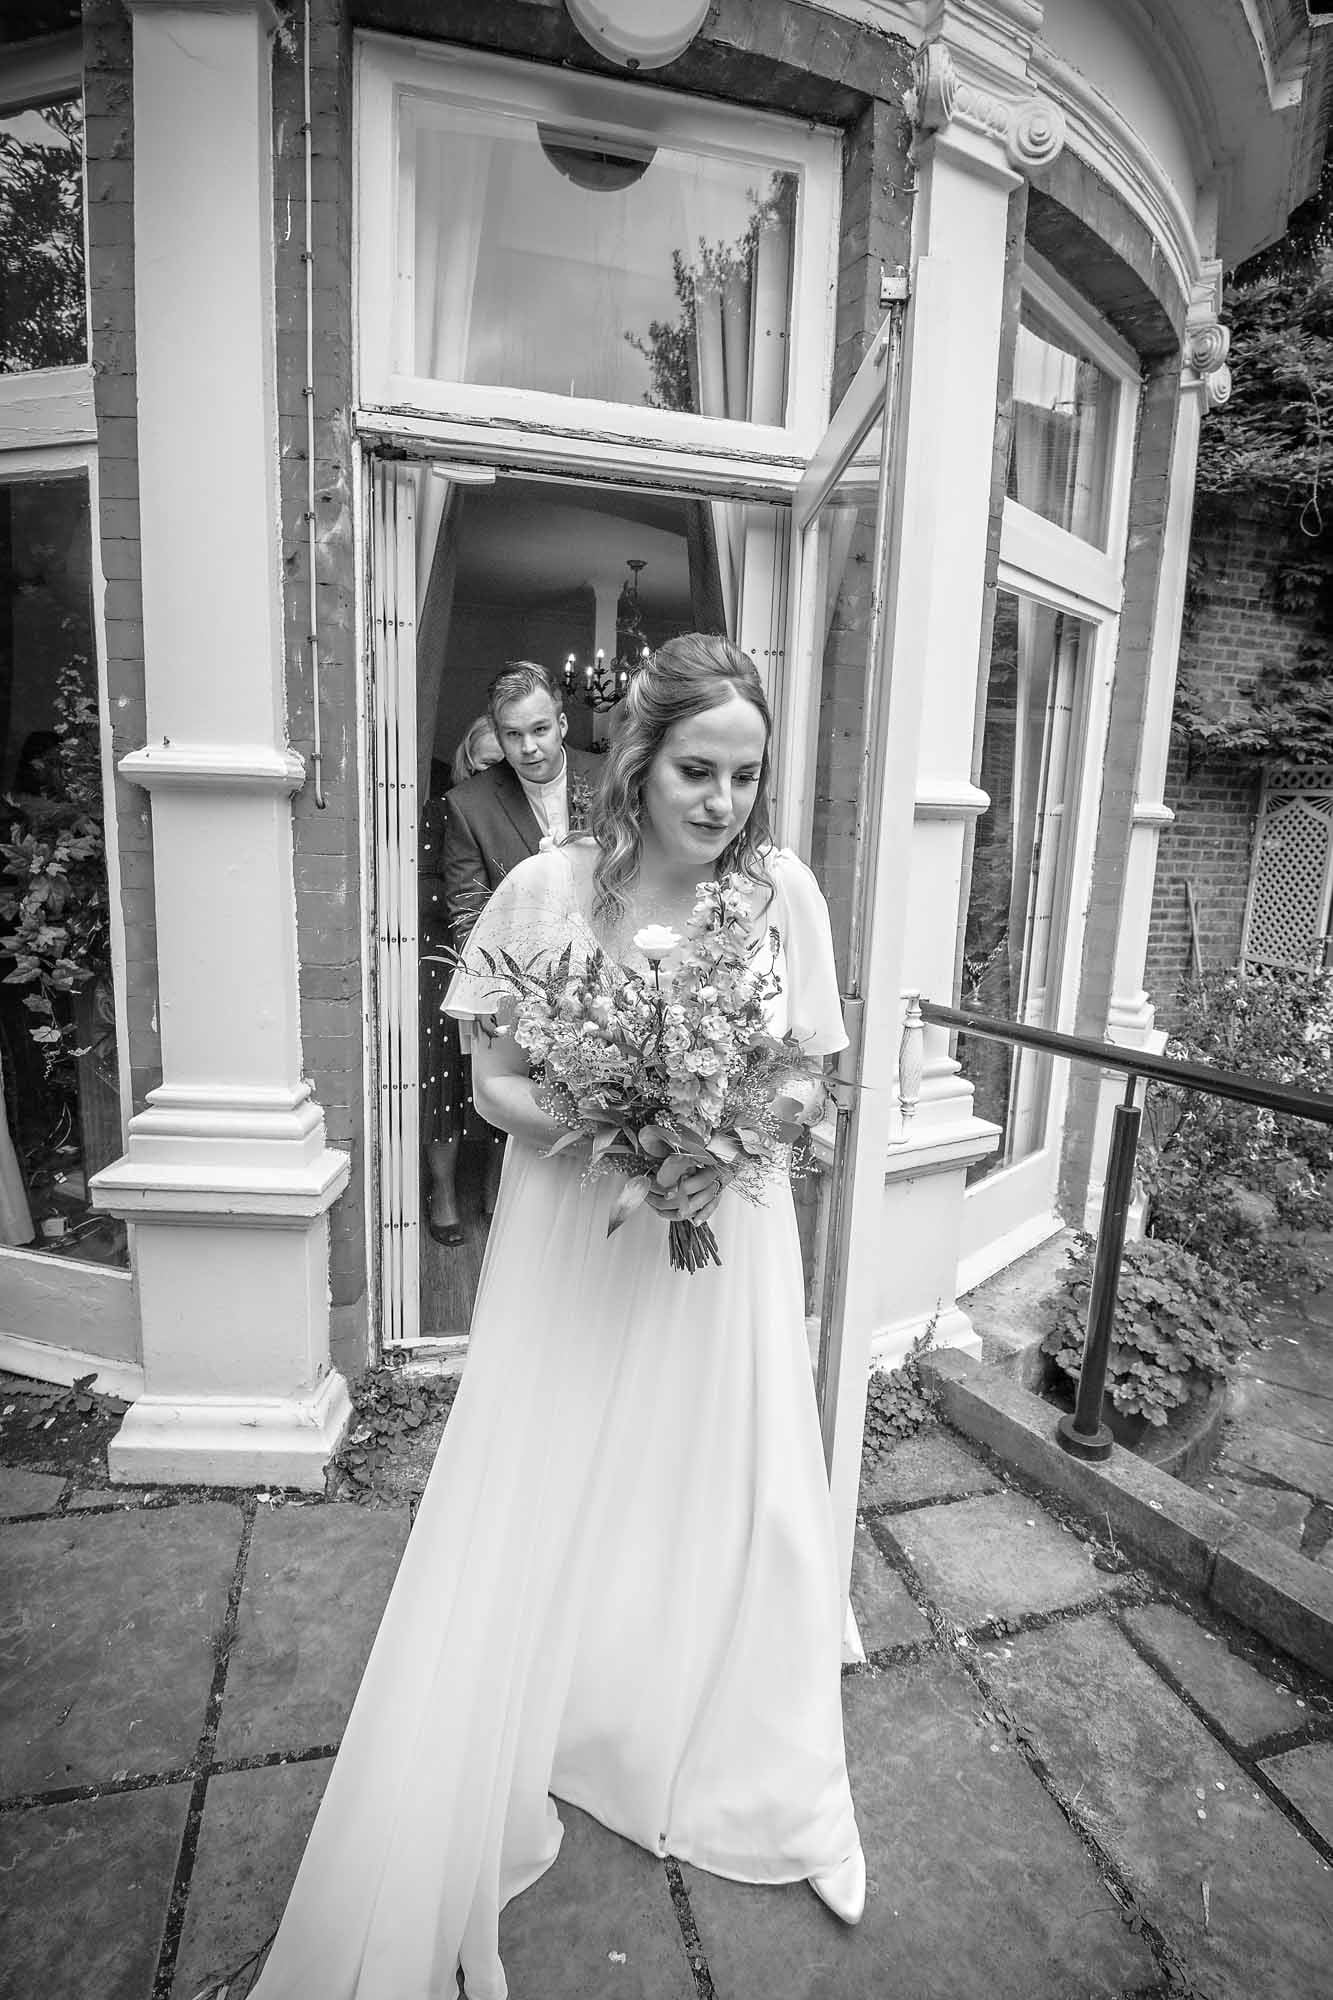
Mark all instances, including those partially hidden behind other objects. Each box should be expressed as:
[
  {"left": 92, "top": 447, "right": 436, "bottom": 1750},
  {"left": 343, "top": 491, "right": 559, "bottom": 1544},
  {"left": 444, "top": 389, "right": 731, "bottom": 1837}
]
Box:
[{"left": 668, "top": 1218, "right": 722, "bottom": 1274}]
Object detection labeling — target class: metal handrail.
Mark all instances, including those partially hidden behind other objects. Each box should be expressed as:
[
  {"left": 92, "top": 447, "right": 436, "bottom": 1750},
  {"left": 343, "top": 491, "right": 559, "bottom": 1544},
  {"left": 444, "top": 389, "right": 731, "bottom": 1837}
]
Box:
[
  {"left": 907, "top": 993, "right": 1333, "bottom": 1463},
  {"left": 917, "top": 1000, "right": 1333, "bottom": 1126}
]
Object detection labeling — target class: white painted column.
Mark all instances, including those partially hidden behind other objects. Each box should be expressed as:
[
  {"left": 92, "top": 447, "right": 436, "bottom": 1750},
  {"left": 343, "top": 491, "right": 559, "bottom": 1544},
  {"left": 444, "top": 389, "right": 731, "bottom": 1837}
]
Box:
[
  {"left": 867, "top": 6, "right": 1067, "bottom": 1363},
  {"left": 91, "top": 0, "right": 350, "bottom": 1487},
  {"left": 1083, "top": 262, "right": 1230, "bottom": 1225}
]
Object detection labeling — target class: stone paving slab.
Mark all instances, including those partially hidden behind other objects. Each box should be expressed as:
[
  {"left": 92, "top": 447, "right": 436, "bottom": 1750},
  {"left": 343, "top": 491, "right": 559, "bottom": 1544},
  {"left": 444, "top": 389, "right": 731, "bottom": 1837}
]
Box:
[
  {"left": 681, "top": 1657, "right": 1155, "bottom": 2000},
  {"left": 984, "top": 1614, "right": 1333, "bottom": 2000},
  {"left": 0, "top": 1466, "right": 65, "bottom": 1519},
  {"left": 1121, "top": 1603, "right": 1306, "bottom": 1749},
  {"left": 499, "top": 1802, "right": 696, "bottom": 2000},
  {"left": 0, "top": 1781, "right": 190, "bottom": 2000},
  {"left": 1260, "top": 1740, "right": 1333, "bottom": 1848},
  {"left": 850, "top": 1524, "right": 931, "bottom": 1654},
  {"left": 214, "top": 1503, "right": 410, "bottom": 1760},
  {"left": 171, "top": 1758, "right": 330, "bottom": 1999},
  {"left": 1229, "top": 1376, "right": 1333, "bottom": 1449},
  {"left": 880, "top": 1493, "right": 1109, "bottom": 1630},
  {"left": 1206, "top": 1477, "right": 1310, "bottom": 1549},
  {"left": 0, "top": 1503, "right": 241, "bottom": 1794},
  {"left": 1238, "top": 1320, "right": 1333, "bottom": 1393},
  {"left": 858, "top": 1428, "right": 1000, "bottom": 1512},
  {"left": 1220, "top": 1421, "right": 1333, "bottom": 1502}
]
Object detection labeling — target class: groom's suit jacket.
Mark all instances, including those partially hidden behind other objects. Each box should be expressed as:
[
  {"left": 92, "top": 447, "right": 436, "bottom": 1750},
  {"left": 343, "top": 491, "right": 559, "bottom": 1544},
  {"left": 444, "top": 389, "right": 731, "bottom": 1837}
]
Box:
[{"left": 441, "top": 748, "right": 602, "bottom": 953}]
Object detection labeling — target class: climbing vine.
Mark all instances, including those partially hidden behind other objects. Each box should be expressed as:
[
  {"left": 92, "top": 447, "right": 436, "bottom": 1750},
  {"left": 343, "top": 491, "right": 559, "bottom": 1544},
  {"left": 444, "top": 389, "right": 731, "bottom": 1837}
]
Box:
[{"left": 1178, "top": 162, "right": 1333, "bottom": 768}]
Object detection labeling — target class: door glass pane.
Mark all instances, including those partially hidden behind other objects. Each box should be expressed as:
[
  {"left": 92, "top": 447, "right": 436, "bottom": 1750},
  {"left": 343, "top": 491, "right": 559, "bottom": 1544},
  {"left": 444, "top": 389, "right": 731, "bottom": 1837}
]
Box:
[
  {"left": 404, "top": 100, "right": 796, "bottom": 421},
  {"left": 797, "top": 408, "right": 885, "bottom": 1353},
  {"left": 807, "top": 416, "right": 884, "bottom": 988},
  {"left": 1006, "top": 297, "right": 1114, "bottom": 547},
  {"left": 0, "top": 475, "right": 125, "bottom": 1266},
  {"left": 961, "top": 591, "right": 1087, "bottom": 1181},
  {"left": 0, "top": 95, "right": 86, "bottom": 373}
]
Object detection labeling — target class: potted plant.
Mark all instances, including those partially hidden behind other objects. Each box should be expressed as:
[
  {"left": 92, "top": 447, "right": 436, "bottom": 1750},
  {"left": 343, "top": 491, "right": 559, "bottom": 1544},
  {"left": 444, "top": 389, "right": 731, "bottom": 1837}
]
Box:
[{"left": 1040, "top": 1232, "right": 1251, "bottom": 1442}]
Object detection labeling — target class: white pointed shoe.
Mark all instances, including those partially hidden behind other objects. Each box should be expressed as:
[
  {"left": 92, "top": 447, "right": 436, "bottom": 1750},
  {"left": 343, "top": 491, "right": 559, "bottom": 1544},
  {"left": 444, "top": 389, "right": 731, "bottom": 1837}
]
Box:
[{"left": 809, "top": 1843, "right": 866, "bottom": 1925}]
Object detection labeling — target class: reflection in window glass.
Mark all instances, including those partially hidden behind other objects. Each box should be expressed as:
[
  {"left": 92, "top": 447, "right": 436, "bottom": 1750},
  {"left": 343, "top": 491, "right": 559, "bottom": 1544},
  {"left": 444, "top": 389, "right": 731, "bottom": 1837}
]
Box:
[
  {"left": 405, "top": 102, "right": 796, "bottom": 420},
  {"left": 961, "top": 592, "right": 1086, "bottom": 1181},
  {"left": 1006, "top": 298, "right": 1114, "bottom": 546},
  {"left": 0, "top": 477, "right": 124, "bottom": 1266},
  {"left": 0, "top": 96, "right": 86, "bottom": 373}
]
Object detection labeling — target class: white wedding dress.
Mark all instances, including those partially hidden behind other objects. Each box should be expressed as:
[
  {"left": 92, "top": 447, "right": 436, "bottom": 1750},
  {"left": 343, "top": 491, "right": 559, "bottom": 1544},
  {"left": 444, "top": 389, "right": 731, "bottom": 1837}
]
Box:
[{"left": 249, "top": 843, "right": 859, "bottom": 2000}]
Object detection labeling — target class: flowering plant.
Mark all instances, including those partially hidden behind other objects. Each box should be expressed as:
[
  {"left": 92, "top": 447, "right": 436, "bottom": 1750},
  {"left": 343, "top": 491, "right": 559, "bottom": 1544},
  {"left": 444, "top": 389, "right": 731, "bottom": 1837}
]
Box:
[{"left": 470, "top": 872, "right": 827, "bottom": 1272}]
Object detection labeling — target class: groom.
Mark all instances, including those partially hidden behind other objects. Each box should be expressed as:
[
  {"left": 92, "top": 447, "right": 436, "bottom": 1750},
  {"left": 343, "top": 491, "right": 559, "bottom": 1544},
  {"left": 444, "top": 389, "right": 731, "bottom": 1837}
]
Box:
[{"left": 442, "top": 661, "right": 601, "bottom": 954}]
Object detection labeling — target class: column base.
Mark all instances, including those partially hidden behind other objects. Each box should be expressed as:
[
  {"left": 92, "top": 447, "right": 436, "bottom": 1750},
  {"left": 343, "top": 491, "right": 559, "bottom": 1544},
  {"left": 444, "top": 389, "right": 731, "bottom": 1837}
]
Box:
[
  {"left": 869, "top": 1301, "right": 981, "bottom": 1372},
  {"left": 108, "top": 1365, "right": 351, "bottom": 1490}
]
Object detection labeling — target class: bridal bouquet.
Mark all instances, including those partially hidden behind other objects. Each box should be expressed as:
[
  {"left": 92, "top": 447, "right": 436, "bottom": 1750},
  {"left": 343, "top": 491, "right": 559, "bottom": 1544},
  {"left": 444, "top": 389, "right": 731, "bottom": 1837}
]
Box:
[{"left": 471, "top": 874, "right": 826, "bottom": 1273}]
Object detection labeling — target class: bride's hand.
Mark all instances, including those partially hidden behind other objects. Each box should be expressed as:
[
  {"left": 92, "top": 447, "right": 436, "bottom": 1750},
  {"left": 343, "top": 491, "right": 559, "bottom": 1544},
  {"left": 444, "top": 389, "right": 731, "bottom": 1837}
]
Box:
[{"left": 646, "top": 1165, "right": 724, "bottom": 1225}]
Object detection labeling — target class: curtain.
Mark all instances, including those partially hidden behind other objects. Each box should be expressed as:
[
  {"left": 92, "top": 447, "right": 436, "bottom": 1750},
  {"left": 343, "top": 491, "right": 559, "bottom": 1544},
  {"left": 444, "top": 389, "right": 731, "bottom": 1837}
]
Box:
[
  {"left": 416, "top": 479, "right": 461, "bottom": 800},
  {"left": 411, "top": 131, "right": 494, "bottom": 790},
  {"left": 677, "top": 176, "right": 792, "bottom": 639},
  {"left": 1010, "top": 322, "right": 1104, "bottom": 541},
  {"left": 0, "top": 1086, "right": 32, "bottom": 1247}
]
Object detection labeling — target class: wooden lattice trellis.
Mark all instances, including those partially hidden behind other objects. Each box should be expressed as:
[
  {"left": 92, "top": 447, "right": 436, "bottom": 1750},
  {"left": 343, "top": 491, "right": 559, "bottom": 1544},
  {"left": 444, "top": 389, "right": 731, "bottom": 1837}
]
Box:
[{"left": 1241, "top": 765, "right": 1333, "bottom": 972}]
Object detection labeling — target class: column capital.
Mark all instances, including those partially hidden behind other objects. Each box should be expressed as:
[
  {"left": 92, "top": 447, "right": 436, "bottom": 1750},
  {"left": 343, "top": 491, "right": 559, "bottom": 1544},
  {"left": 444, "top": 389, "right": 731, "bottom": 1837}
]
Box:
[
  {"left": 908, "top": 32, "right": 1065, "bottom": 181},
  {"left": 1184, "top": 258, "right": 1232, "bottom": 411}
]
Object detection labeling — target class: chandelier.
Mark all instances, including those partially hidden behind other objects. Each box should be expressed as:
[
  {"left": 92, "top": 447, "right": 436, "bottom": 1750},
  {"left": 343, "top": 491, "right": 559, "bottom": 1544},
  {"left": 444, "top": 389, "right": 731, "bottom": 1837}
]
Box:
[{"left": 562, "top": 559, "right": 651, "bottom": 711}]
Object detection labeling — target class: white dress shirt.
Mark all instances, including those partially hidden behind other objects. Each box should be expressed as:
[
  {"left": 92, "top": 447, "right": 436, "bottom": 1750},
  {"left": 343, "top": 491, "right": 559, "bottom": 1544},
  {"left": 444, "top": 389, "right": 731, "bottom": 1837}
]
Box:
[{"left": 517, "top": 754, "right": 569, "bottom": 842}]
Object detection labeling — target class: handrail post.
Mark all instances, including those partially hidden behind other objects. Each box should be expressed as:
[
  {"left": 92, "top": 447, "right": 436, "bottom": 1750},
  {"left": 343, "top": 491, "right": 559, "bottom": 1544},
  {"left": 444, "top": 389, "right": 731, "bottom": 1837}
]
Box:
[{"left": 1057, "top": 1073, "right": 1143, "bottom": 1462}]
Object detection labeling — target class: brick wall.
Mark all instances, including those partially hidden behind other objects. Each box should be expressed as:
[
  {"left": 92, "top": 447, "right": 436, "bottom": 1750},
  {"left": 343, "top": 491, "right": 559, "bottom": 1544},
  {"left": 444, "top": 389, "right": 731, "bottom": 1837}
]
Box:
[
  {"left": 1141, "top": 507, "right": 1296, "bottom": 1011},
  {"left": 1144, "top": 740, "right": 1259, "bottom": 1006},
  {"left": 272, "top": 0, "right": 365, "bottom": 1375},
  {"left": 83, "top": 0, "right": 160, "bottom": 1121}
]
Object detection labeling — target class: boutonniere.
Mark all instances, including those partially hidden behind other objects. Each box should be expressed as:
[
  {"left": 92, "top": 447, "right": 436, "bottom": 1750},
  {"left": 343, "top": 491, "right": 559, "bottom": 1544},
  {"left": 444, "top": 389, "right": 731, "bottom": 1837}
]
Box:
[{"left": 569, "top": 773, "right": 596, "bottom": 832}]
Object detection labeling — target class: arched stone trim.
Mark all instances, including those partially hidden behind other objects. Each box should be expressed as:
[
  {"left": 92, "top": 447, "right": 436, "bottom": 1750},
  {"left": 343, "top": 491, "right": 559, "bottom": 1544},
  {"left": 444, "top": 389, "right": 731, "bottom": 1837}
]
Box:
[{"left": 1024, "top": 167, "right": 1185, "bottom": 361}]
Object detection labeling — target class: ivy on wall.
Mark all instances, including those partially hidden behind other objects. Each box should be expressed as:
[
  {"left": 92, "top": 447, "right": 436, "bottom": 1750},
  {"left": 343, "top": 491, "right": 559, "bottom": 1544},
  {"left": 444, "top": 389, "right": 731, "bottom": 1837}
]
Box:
[{"left": 1181, "top": 161, "right": 1333, "bottom": 769}]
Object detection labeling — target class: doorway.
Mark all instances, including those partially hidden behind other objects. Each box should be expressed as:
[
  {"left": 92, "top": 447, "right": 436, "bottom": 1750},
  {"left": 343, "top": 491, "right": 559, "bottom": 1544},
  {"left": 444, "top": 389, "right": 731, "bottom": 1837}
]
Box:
[{"left": 367, "top": 458, "right": 792, "bottom": 1354}]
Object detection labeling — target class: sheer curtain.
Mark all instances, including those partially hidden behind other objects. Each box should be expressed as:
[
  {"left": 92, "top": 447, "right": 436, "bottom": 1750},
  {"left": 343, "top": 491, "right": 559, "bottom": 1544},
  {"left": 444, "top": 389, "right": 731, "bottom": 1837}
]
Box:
[
  {"left": 0, "top": 1090, "right": 32, "bottom": 1246},
  {"left": 1010, "top": 322, "right": 1106, "bottom": 542},
  {"left": 678, "top": 178, "right": 792, "bottom": 636},
  {"left": 412, "top": 131, "right": 494, "bottom": 790}
]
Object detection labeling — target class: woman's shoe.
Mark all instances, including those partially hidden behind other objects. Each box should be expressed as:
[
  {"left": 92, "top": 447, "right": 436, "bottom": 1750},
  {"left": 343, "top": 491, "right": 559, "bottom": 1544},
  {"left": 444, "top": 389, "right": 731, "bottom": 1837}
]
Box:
[
  {"left": 428, "top": 1216, "right": 465, "bottom": 1247},
  {"left": 809, "top": 1843, "right": 866, "bottom": 1925}
]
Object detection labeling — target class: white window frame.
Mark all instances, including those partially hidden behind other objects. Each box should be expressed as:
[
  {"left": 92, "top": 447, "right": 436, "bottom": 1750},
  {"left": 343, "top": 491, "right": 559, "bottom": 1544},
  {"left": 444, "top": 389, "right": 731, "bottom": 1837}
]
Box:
[
  {"left": 959, "top": 256, "right": 1142, "bottom": 1283},
  {"left": 354, "top": 35, "right": 842, "bottom": 468}
]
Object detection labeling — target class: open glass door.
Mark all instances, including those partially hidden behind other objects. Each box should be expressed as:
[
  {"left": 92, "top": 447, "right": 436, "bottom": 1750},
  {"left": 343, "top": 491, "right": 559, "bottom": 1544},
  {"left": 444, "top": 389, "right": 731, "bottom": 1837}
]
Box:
[
  {"left": 781, "top": 269, "right": 947, "bottom": 1607},
  {"left": 366, "top": 456, "right": 793, "bottom": 1359}
]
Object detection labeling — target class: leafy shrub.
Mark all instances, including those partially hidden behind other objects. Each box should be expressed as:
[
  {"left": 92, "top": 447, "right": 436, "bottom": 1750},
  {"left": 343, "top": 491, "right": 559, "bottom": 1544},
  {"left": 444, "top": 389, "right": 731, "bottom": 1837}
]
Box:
[
  {"left": 861, "top": 1321, "right": 936, "bottom": 1466},
  {"left": 0, "top": 662, "right": 112, "bottom": 1080},
  {"left": 1041, "top": 1234, "right": 1251, "bottom": 1426},
  {"left": 327, "top": 1367, "right": 458, "bottom": 1500},
  {"left": 1141, "top": 965, "right": 1333, "bottom": 1292}
]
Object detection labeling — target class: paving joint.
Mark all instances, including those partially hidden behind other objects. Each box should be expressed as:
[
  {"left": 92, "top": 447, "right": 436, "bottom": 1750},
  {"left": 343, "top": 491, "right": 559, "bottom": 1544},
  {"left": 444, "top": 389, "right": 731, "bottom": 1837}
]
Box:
[
  {"left": 662, "top": 1854, "right": 716, "bottom": 1999},
  {"left": 150, "top": 1495, "right": 258, "bottom": 2000},
  {"left": 857, "top": 1484, "right": 995, "bottom": 1520}
]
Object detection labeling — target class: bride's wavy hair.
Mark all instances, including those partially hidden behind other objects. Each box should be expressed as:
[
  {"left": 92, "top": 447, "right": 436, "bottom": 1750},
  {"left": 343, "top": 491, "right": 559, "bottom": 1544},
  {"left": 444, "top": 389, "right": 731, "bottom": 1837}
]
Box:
[{"left": 589, "top": 633, "right": 775, "bottom": 925}]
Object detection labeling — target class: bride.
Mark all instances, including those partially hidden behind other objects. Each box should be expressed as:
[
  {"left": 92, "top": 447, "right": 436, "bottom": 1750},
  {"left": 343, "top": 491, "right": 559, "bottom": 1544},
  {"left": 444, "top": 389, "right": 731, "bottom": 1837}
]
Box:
[{"left": 247, "top": 635, "right": 864, "bottom": 2000}]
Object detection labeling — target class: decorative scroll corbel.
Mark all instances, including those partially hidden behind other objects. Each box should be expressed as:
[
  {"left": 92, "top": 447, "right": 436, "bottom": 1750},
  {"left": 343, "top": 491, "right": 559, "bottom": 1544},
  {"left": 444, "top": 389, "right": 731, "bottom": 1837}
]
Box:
[
  {"left": 1187, "top": 319, "right": 1232, "bottom": 410},
  {"left": 1186, "top": 261, "right": 1232, "bottom": 411},
  {"left": 907, "top": 40, "right": 1065, "bottom": 176}
]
